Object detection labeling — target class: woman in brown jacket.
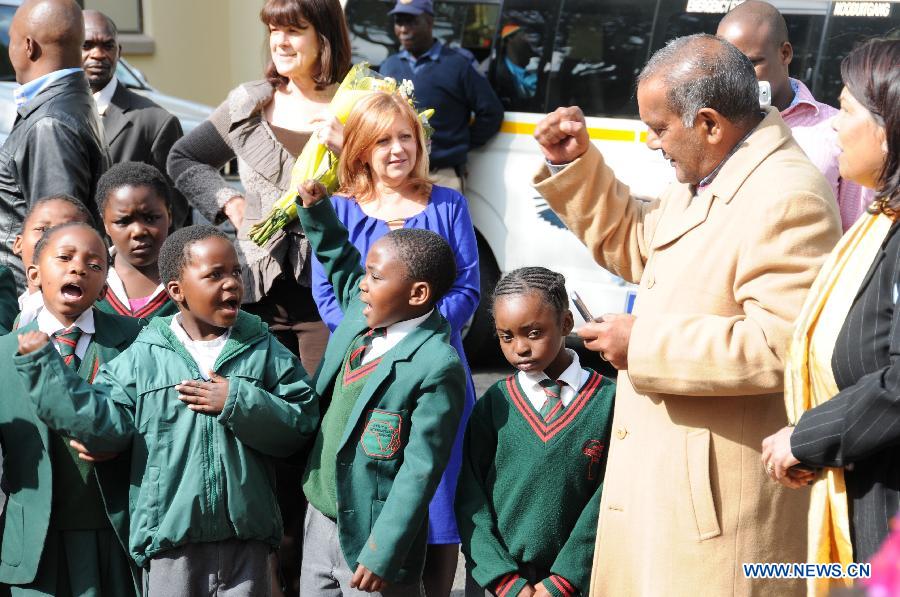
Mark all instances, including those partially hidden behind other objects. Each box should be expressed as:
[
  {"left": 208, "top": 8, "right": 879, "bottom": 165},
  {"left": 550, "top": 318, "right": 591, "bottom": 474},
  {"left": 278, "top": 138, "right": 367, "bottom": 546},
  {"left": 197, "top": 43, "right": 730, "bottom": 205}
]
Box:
[
  {"left": 167, "top": 0, "right": 350, "bottom": 377},
  {"left": 166, "top": 2, "right": 351, "bottom": 595}
]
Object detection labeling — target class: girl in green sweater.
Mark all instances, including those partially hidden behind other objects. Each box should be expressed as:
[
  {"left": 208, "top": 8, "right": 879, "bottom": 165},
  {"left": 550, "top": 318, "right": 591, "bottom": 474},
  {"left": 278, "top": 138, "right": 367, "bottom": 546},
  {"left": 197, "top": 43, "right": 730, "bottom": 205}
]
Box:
[{"left": 456, "top": 267, "right": 615, "bottom": 597}]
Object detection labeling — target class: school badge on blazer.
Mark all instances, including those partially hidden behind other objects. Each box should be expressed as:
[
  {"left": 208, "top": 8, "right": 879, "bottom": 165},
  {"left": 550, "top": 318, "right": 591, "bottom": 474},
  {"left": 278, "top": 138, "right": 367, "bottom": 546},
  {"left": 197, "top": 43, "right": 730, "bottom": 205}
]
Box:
[
  {"left": 582, "top": 440, "right": 605, "bottom": 481},
  {"left": 361, "top": 409, "right": 403, "bottom": 459}
]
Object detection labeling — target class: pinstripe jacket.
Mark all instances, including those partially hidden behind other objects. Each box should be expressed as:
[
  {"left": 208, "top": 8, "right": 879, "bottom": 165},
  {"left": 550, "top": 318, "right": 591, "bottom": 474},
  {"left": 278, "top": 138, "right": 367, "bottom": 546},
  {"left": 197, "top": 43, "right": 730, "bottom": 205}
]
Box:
[{"left": 792, "top": 220, "right": 900, "bottom": 563}]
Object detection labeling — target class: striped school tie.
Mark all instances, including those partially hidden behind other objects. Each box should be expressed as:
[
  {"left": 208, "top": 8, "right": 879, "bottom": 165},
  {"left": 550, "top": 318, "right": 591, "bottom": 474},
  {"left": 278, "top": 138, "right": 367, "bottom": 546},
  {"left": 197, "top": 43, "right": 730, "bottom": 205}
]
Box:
[
  {"left": 349, "top": 327, "right": 387, "bottom": 370},
  {"left": 54, "top": 327, "right": 82, "bottom": 369},
  {"left": 539, "top": 378, "right": 566, "bottom": 422}
]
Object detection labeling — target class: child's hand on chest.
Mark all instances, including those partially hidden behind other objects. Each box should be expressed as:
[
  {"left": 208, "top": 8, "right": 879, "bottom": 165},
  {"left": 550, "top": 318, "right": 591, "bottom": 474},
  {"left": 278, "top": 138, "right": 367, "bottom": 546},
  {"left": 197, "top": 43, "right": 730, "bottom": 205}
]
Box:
[{"left": 175, "top": 371, "right": 229, "bottom": 415}]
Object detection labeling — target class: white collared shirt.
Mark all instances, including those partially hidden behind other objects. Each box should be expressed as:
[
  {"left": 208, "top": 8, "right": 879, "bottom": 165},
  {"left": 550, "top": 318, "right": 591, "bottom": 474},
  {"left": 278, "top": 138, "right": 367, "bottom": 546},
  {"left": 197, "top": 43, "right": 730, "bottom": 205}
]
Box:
[
  {"left": 517, "top": 348, "right": 588, "bottom": 411},
  {"left": 169, "top": 313, "right": 231, "bottom": 380},
  {"left": 92, "top": 77, "right": 117, "bottom": 116},
  {"left": 17, "top": 289, "right": 44, "bottom": 328},
  {"left": 361, "top": 309, "right": 434, "bottom": 365},
  {"left": 37, "top": 307, "right": 95, "bottom": 361}
]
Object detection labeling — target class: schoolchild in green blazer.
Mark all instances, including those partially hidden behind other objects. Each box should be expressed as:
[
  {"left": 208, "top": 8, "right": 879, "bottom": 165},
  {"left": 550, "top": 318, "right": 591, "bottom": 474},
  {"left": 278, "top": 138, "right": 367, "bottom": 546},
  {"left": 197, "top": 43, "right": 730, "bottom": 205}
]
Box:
[
  {"left": 1, "top": 222, "right": 141, "bottom": 596},
  {"left": 14, "top": 225, "right": 320, "bottom": 596},
  {"left": 295, "top": 181, "right": 466, "bottom": 596}
]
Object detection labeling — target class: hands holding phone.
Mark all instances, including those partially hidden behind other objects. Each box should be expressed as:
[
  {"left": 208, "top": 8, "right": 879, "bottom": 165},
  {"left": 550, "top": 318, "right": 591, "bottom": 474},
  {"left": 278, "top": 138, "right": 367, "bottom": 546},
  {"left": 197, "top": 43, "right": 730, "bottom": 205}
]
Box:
[
  {"left": 578, "top": 313, "right": 635, "bottom": 370},
  {"left": 572, "top": 292, "right": 635, "bottom": 370}
]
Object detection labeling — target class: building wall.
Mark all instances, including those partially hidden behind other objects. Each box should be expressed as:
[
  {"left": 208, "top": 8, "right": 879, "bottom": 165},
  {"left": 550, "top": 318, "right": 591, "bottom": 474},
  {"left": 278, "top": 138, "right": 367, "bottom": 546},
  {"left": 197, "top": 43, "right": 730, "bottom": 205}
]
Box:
[{"left": 85, "top": 0, "right": 269, "bottom": 107}]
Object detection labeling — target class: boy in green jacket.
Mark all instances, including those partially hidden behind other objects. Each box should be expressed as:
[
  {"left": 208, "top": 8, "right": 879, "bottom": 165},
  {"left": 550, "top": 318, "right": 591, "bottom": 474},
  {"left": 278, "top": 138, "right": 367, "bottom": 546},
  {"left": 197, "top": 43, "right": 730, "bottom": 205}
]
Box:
[
  {"left": 1, "top": 222, "right": 141, "bottom": 596},
  {"left": 295, "top": 181, "right": 466, "bottom": 596},
  {"left": 15, "top": 225, "right": 320, "bottom": 596}
]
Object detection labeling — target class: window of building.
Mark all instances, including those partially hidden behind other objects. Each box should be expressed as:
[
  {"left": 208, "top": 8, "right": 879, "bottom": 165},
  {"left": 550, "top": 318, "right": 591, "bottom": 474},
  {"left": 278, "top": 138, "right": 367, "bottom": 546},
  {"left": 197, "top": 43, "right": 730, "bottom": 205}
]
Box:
[{"left": 84, "top": 0, "right": 143, "bottom": 34}]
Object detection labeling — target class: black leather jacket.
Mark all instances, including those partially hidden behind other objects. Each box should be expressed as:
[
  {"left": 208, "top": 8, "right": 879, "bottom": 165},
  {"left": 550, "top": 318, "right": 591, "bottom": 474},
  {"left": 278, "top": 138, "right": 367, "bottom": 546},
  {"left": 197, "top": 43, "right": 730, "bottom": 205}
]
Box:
[{"left": 0, "top": 71, "right": 109, "bottom": 290}]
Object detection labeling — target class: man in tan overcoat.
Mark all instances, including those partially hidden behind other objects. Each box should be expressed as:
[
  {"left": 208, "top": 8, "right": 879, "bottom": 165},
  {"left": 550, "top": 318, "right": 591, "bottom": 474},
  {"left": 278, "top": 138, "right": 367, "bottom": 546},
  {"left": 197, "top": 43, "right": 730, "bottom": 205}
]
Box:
[{"left": 532, "top": 34, "right": 842, "bottom": 596}]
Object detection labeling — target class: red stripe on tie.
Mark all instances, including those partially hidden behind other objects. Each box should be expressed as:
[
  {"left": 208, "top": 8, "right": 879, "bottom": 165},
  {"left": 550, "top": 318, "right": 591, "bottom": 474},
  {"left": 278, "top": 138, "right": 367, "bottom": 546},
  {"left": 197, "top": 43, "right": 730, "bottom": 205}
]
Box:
[
  {"left": 56, "top": 336, "right": 78, "bottom": 347},
  {"left": 547, "top": 400, "right": 564, "bottom": 420},
  {"left": 63, "top": 354, "right": 74, "bottom": 366}
]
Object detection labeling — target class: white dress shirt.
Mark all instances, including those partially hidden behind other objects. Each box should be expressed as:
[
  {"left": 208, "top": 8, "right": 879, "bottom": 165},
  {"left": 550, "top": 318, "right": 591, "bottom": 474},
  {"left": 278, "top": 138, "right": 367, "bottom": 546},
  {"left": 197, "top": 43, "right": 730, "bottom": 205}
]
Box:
[
  {"left": 37, "top": 307, "right": 95, "bottom": 361},
  {"left": 517, "top": 348, "right": 588, "bottom": 411},
  {"left": 92, "top": 77, "right": 117, "bottom": 116},
  {"left": 170, "top": 313, "right": 231, "bottom": 379},
  {"left": 17, "top": 289, "right": 44, "bottom": 328},
  {"left": 361, "top": 309, "right": 434, "bottom": 365}
]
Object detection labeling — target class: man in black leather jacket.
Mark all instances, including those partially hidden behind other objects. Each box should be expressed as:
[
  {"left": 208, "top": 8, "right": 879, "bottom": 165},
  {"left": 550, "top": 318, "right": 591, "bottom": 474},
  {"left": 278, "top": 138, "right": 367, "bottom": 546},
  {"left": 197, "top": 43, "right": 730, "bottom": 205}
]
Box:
[{"left": 0, "top": 0, "right": 109, "bottom": 291}]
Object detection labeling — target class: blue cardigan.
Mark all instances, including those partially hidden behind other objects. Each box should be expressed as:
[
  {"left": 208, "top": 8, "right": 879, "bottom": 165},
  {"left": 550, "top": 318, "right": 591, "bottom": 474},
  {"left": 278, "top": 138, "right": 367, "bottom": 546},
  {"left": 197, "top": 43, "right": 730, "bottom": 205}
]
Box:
[{"left": 311, "top": 185, "right": 479, "bottom": 543}]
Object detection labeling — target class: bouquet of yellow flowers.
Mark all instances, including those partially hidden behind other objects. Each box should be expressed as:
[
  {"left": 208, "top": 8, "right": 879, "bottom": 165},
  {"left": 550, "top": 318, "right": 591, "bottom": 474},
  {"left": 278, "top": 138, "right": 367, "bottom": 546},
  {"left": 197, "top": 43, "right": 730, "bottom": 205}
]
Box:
[{"left": 248, "top": 62, "right": 435, "bottom": 246}]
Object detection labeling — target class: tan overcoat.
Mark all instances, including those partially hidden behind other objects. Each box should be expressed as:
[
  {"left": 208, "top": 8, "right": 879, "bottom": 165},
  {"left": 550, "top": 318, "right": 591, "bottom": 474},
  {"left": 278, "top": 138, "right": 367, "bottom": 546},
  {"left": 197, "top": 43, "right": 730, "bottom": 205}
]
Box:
[{"left": 533, "top": 108, "right": 842, "bottom": 596}]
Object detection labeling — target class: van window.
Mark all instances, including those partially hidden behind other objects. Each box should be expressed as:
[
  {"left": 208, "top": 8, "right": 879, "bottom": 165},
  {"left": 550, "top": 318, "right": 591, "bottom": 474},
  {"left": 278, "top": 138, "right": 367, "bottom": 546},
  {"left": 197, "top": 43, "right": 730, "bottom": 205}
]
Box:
[
  {"left": 652, "top": 3, "right": 827, "bottom": 101},
  {"left": 345, "top": 0, "right": 499, "bottom": 70},
  {"left": 548, "top": 0, "right": 656, "bottom": 118},
  {"left": 490, "top": 0, "right": 558, "bottom": 113},
  {"left": 816, "top": 10, "right": 900, "bottom": 105}
]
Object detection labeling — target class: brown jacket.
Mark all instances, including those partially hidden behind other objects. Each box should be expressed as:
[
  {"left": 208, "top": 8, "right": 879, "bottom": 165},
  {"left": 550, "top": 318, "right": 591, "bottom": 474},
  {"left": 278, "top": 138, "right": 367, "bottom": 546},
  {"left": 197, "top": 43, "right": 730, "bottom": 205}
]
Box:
[
  {"left": 168, "top": 81, "right": 311, "bottom": 302},
  {"left": 533, "top": 108, "right": 842, "bottom": 596}
]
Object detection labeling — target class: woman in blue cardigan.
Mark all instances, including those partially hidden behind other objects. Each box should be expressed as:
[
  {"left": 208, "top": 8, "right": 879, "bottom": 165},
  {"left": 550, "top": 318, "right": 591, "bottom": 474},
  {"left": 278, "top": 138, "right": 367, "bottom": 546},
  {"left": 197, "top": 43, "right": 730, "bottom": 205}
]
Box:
[{"left": 311, "top": 90, "right": 479, "bottom": 596}]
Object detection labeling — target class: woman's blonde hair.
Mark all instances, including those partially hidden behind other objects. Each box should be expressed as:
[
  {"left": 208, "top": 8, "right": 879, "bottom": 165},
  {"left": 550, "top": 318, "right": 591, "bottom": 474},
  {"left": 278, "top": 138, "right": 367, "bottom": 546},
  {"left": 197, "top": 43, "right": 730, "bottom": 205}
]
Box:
[{"left": 338, "top": 91, "right": 432, "bottom": 201}]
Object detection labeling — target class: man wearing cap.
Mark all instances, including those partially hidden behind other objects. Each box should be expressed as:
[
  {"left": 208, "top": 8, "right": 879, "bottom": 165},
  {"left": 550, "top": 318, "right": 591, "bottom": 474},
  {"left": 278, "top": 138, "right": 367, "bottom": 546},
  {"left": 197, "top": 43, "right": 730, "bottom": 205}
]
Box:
[{"left": 380, "top": 0, "right": 504, "bottom": 193}]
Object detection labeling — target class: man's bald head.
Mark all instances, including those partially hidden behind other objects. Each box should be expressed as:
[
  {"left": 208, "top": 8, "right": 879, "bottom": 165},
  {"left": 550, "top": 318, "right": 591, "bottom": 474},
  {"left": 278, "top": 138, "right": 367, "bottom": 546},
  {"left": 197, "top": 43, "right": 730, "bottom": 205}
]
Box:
[
  {"left": 717, "top": 1, "right": 794, "bottom": 110},
  {"left": 83, "top": 10, "right": 118, "bottom": 38},
  {"left": 9, "top": 0, "right": 84, "bottom": 83}
]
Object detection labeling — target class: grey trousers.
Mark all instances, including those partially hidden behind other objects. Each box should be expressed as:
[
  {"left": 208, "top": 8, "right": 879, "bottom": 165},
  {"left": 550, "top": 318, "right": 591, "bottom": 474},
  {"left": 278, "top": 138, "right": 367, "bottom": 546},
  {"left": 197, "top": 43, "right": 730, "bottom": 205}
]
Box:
[
  {"left": 142, "top": 538, "right": 271, "bottom": 597},
  {"left": 299, "top": 505, "right": 425, "bottom": 597}
]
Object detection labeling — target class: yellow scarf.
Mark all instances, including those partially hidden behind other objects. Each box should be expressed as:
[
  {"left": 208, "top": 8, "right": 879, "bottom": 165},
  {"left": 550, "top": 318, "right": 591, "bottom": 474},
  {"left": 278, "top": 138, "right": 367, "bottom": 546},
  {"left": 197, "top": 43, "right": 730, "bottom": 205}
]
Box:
[{"left": 785, "top": 209, "right": 893, "bottom": 596}]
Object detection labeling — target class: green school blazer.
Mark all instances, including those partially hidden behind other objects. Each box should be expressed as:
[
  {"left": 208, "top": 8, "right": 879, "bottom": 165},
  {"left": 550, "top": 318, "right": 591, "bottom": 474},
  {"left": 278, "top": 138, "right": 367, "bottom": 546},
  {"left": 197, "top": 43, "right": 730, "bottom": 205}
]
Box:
[
  {"left": 0, "top": 309, "right": 141, "bottom": 588},
  {"left": 298, "top": 198, "right": 466, "bottom": 584}
]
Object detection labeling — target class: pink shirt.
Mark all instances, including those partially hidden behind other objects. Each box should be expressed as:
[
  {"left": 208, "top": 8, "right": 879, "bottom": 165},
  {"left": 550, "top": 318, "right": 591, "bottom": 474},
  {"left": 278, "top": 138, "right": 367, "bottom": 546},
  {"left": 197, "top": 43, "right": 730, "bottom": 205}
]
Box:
[{"left": 781, "top": 78, "right": 873, "bottom": 231}]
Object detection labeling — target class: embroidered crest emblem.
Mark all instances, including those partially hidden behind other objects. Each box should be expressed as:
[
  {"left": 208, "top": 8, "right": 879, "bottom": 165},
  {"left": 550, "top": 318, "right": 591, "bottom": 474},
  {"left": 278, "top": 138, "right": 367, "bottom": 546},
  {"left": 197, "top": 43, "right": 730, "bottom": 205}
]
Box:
[
  {"left": 582, "top": 439, "right": 604, "bottom": 480},
  {"left": 361, "top": 409, "right": 403, "bottom": 459}
]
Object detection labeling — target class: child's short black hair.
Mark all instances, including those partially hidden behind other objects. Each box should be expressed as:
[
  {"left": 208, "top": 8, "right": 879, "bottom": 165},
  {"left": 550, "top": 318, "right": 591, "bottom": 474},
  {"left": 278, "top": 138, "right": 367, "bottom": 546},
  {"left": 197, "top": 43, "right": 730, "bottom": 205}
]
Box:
[
  {"left": 32, "top": 222, "right": 108, "bottom": 266},
  {"left": 383, "top": 228, "right": 457, "bottom": 304},
  {"left": 159, "top": 225, "right": 230, "bottom": 285},
  {"left": 23, "top": 194, "right": 95, "bottom": 230},
  {"left": 492, "top": 267, "right": 569, "bottom": 319},
  {"left": 95, "top": 161, "right": 173, "bottom": 216}
]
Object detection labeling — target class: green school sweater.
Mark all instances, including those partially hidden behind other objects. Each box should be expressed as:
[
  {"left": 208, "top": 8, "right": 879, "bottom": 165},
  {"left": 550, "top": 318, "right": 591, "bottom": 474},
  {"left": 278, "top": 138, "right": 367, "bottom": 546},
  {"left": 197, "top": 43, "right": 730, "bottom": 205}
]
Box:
[
  {"left": 304, "top": 333, "right": 383, "bottom": 518},
  {"left": 456, "top": 370, "right": 615, "bottom": 597},
  {"left": 96, "top": 289, "right": 177, "bottom": 321}
]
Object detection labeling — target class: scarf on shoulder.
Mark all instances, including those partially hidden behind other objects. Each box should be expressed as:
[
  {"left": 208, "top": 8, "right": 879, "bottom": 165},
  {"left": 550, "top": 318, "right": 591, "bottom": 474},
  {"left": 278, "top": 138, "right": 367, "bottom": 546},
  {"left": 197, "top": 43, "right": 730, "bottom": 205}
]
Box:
[{"left": 785, "top": 208, "right": 893, "bottom": 596}]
